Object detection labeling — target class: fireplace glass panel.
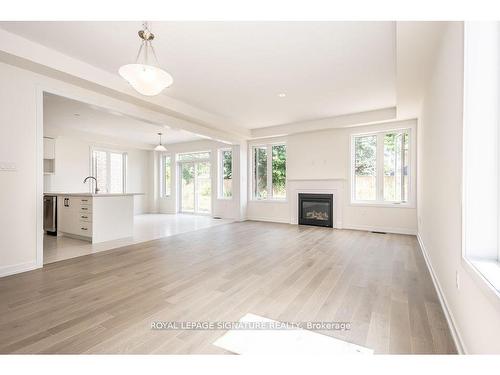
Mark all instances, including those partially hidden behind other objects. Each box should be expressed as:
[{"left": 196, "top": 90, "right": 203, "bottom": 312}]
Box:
[{"left": 302, "top": 201, "right": 330, "bottom": 221}]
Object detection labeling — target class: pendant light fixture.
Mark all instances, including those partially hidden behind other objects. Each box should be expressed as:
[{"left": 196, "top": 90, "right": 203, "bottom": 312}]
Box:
[
  {"left": 119, "top": 22, "right": 173, "bottom": 96},
  {"left": 154, "top": 132, "right": 167, "bottom": 152}
]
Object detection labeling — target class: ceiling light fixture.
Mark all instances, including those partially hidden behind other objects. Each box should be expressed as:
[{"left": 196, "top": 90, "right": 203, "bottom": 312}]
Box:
[
  {"left": 154, "top": 132, "right": 167, "bottom": 152},
  {"left": 119, "top": 22, "right": 173, "bottom": 96},
  {"left": 278, "top": 93, "right": 287, "bottom": 98}
]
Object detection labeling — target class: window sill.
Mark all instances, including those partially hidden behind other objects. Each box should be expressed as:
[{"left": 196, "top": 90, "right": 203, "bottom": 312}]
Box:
[
  {"left": 462, "top": 257, "right": 500, "bottom": 309},
  {"left": 217, "top": 197, "right": 233, "bottom": 201},
  {"left": 349, "top": 201, "right": 415, "bottom": 209},
  {"left": 250, "top": 199, "right": 288, "bottom": 204}
]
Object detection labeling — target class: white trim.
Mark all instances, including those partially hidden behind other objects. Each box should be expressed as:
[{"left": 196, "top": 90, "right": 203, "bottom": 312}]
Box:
[
  {"left": 0, "top": 261, "right": 40, "bottom": 278},
  {"left": 461, "top": 257, "right": 500, "bottom": 315},
  {"left": 344, "top": 224, "right": 416, "bottom": 235},
  {"left": 245, "top": 217, "right": 290, "bottom": 224},
  {"left": 250, "top": 199, "right": 288, "bottom": 204},
  {"left": 35, "top": 86, "right": 44, "bottom": 268},
  {"left": 417, "top": 233, "right": 467, "bottom": 354}
]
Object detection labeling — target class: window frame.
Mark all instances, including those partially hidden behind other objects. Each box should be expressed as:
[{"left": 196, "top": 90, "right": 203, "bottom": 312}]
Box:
[
  {"left": 160, "top": 153, "right": 172, "bottom": 198},
  {"left": 461, "top": 21, "right": 500, "bottom": 305},
  {"left": 90, "top": 147, "right": 127, "bottom": 194},
  {"left": 350, "top": 128, "right": 413, "bottom": 208},
  {"left": 218, "top": 148, "right": 233, "bottom": 200},
  {"left": 251, "top": 142, "right": 287, "bottom": 201}
]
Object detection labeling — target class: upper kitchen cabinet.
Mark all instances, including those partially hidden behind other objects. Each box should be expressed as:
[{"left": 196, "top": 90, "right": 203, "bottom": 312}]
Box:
[
  {"left": 43, "top": 137, "right": 55, "bottom": 159},
  {"left": 43, "top": 137, "right": 56, "bottom": 174}
]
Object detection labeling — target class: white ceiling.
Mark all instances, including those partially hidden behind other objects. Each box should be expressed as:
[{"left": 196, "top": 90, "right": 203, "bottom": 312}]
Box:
[
  {"left": 1, "top": 21, "right": 397, "bottom": 129},
  {"left": 43, "top": 93, "right": 202, "bottom": 148}
]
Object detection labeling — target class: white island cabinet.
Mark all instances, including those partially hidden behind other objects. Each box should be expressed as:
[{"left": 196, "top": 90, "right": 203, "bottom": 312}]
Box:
[{"left": 52, "top": 193, "right": 140, "bottom": 244}]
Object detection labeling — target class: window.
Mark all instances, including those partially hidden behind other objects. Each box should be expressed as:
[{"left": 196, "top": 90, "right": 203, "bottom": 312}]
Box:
[
  {"left": 462, "top": 22, "right": 500, "bottom": 296},
  {"left": 252, "top": 143, "right": 286, "bottom": 200},
  {"left": 91, "top": 149, "right": 127, "bottom": 193},
  {"left": 219, "top": 149, "right": 232, "bottom": 199},
  {"left": 161, "top": 154, "right": 172, "bottom": 197},
  {"left": 353, "top": 135, "right": 377, "bottom": 201},
  {"left": 351, "top": 129, "right": 410, "bottom": 204}
]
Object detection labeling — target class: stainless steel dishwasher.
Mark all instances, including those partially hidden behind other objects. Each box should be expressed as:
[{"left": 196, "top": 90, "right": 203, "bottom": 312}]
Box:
[{"left": 43, "top": 195, "right": 57, "bottom": 235}]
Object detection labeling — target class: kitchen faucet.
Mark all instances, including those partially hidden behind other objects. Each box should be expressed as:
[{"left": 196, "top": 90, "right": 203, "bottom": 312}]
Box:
[{"left": 83, "top": 176, "right": 100, "bottom": 194}]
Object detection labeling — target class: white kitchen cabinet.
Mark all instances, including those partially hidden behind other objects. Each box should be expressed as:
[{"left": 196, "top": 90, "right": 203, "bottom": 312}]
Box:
[
  {"left": 54, "top": 193, "right": 136, "bottom": 243},
  {"left": 43, "top": 137, "right": 55, "bottom": 159},
  {"left": 57, "top": 196, "right": 93, "bottom": 240}
]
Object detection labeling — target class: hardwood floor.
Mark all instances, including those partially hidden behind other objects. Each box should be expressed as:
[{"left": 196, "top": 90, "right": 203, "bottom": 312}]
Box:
[{"left": 0, "top": 221, "right": 456, "bottom": 354}]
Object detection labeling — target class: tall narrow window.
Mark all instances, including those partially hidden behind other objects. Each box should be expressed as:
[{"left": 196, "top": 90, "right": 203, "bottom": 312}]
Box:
[
  {"left": 272, "top": 144, "right": 287, "bottom": 199},
  {"left": 253, "top": 146, "right": 268, "bottom": 199},
  {"left": 352, "top": 129, "right": 410, "bottom": 204},
  {"left": 383, "top": 130, "right": 409, "bottom": 202},
  {"left": 354, "top": 135, "right": 377, "bottom": 201},
  {"left": 109, "top": 152, "right": 124, "bottom": 193},
  {"left": 219, "top": 149, "right": 233, "bottom": 198},
  {"left": 91, "top": 149, "right": 127, "bottom": 194},
  {"left": 162, "top": 155, "right": 172, "bottom": 197},
  {"left": 93, "top": 150, "right": 108, "bottom": 194},
  {"left": 252, "top": 143, "right": 286, "bottom": 200}
]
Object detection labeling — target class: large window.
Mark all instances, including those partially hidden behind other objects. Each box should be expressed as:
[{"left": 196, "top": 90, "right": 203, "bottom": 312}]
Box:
[
  {"left": 161, "top": 154, "right": 172, "bottom": 197},
  {"left": 218, "top": 149, "right": 232, "bottom": 199},
  {"left": 91, "top": 149, "right": 127, "bottom": 193},
  {"left": 252, "top": 143, "right": 286, "bottom": 200},
  {"left": 463, "top": 22, "right": 500, "bottom": 295},
  {"left": 351, "top": 129, "right": 410, "bottom": 204}
]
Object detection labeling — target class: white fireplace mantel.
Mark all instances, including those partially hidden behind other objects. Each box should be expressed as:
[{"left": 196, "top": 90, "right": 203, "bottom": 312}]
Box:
[{"left": 288, "top": 179, "right": 345, "bottom": 229}]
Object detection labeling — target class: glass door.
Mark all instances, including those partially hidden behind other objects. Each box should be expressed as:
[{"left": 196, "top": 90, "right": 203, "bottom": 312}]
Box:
[
  {"left": 196, "top": 161, "right": 211, "bottom": 214},
  {"left": 180, "top": 162, "right": 195, "bottom": 213},
  {"left": 179, "top": 157, "right": 211, "bottom": 214}
]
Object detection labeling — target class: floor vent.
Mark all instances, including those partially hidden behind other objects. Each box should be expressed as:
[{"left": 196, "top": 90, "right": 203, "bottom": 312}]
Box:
[{"left": 371, "top": 231, "right": 387, "bottom": 234}]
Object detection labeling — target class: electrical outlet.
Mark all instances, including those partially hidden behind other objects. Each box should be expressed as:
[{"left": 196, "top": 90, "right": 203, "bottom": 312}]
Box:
[{"left": 456, "top": 271, "right": 460, "bottom": 290}]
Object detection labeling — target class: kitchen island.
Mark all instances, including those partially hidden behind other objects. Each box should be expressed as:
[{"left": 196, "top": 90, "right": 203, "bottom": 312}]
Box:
[{"left": 45, "top": 193, "right": 142, "bottom": 244}]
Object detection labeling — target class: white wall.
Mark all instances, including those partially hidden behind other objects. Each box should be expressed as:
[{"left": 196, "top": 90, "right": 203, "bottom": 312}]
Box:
[
  {"left": 247, "top": 120, "right": 418, "bottom": 234},
  {"left": 43, "top": 136, "right": 152, "bottom": 215},
  {"left": 0, "top": 62, "right": 39, "bottom": 276},
  {"left": 155, "top": 139, "right": 243, "bottom": 220},
  {"left": 418, "top": 22, "right": 500, "bottom": 353}
]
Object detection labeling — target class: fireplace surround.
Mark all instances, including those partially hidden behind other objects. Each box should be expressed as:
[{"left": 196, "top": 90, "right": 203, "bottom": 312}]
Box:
[{"left": 298, "top": 193, "right": 333, "bottom": 228}]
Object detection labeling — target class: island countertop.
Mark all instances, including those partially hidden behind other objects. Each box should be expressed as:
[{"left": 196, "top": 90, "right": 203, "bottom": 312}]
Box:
[{"left": 44, "top": 192, "right": 144, "bottom": 197}]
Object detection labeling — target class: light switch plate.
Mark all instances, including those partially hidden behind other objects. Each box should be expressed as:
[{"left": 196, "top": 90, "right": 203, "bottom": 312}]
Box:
[{"left": 0, "top": 162, "right": 17, "bottom": 171}]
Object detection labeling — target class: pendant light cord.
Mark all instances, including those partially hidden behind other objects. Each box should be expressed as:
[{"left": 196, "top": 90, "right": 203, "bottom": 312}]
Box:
[{"left": 134, "top": 21, "right": 161, "bottom": 67}]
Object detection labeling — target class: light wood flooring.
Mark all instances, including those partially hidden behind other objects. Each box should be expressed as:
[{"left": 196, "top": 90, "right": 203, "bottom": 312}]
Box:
[{"left": 0, "top": 221, "right": 456, "bottom": 354}]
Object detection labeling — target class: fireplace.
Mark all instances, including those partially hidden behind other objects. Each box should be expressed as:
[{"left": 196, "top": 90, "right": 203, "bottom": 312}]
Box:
[{"left": 298, "top": 193, "right": 333, "bottom": 228}]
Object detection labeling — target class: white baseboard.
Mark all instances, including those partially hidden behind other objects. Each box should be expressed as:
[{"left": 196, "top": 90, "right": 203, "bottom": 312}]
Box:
[
  {"left": 245, "top": 216, "right": 290, "bottom": 224},
  {"left": 417, "top": 233, "right": 466, "bottom": 354},
  {"left": 0, "top": 261, "right": 40, "bottom": 278},
  {"left": 343, "top": 224, "right": 417, "bottom": 235},
  {"left": 244, "top": 219, "right": 416, "bottom": 234}
]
